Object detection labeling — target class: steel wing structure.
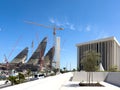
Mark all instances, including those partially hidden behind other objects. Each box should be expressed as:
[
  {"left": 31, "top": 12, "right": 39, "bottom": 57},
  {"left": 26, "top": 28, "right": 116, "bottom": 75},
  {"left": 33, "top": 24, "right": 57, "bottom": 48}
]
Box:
[
  {"left": 44, "top": 46, "right": 55, "bottom": 69},
  {"left": 27, "top": 37, "right": 47, "bottom": 65},
  {"left": 11, "top": 47, "right": 28, "bottom": 64}
]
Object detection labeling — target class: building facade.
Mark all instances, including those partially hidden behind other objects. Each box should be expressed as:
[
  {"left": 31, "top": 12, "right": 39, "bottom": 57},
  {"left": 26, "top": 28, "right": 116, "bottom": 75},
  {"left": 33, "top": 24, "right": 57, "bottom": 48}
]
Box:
[{"left": 76, "top": 37, "right": 120, "bottom": 71}]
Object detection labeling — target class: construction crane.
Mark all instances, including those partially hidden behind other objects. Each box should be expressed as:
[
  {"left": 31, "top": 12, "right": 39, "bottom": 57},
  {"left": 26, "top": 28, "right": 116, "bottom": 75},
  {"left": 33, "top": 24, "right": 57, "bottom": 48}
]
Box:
[
  {"left": 24, "top": 20, "right": 64, "bottom": 70},
  {"left": 8, "top": 35, "right": 22, "bottom": 60},
  {"left": 4, "top": 36, "right": 22, "bottom": 70},
  {"left": 4, "top": 54, "right": 9, "bottom": 70},
  {"left": 24, "top": 21, "right": 64, "bottom": 46}
]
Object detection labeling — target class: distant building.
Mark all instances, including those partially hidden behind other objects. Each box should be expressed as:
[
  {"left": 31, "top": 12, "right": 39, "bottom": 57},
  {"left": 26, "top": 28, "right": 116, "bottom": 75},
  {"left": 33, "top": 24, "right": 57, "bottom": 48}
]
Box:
[
  {"left": 11, "top": 47, "right": 28, "bottom": 64},
  {"left": 76, "top": 37, "right": 120, "bottom": 71}
]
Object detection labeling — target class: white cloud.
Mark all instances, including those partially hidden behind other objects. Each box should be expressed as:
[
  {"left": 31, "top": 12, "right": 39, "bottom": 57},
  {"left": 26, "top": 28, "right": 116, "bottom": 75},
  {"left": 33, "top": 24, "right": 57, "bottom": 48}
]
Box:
[
  {"left": 49, "top": 18, "right": 55, "bottom": 24},
  {"left": 65, "top": 22, "right": 70, "bottom": 25},
  {"left": 76, "top": 24, "right": 92, "bottom": 32},
  {"left": 96, "top": 30, "right": 109, "bottom": 39},
  {"left": 49, "top": 18, "right": 101, "bottom": 34},
  {"left": 49, "top": 17, "right": 76, "bottom": 31},
  {"left": 70, "top": 24, "right": 75, "bottom": 30},
  {"left": 86, "top": 25, "right": 91, "bottom": 31},
  {"left": 49, "top": 18, "right": 63, "bottom": 26}
]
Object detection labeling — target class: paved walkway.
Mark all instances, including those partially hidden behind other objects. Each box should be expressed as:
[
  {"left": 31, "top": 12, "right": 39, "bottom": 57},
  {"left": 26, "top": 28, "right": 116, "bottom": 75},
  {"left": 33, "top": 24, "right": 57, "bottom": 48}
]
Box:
[
  {"left": 0, "top": 72, "right": 119, "bottom": 90},
  {"left": 0, "top": 83, "right": 11, "bottom": 89}
]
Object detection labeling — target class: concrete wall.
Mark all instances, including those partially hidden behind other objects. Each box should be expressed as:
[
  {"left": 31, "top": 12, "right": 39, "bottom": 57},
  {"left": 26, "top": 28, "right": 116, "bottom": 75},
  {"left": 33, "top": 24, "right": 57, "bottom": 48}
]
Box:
[
  {"left": 105, "top": 72, "right": 120, "bottom": 87},
  {"left": 73, "top": 71, "right": 120, "bottom": 87},
  {"left": 72, "top": 71, "right": 88, "bottom": 81},
  {"left": 72, "top": 71, "right": 108, "bottom": 82}
]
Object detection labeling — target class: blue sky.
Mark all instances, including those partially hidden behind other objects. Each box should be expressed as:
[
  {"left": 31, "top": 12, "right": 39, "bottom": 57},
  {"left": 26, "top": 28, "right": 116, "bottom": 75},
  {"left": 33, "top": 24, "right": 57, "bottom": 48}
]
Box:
[{"left": 0, "top": 0, "right": 120, "bottom": 70}]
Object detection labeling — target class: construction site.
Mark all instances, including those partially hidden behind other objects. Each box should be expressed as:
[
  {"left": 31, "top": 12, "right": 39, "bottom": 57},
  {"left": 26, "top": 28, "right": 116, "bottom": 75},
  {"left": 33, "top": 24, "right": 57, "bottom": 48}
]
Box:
[{"left": 0, "top": 21, "right": 64, "bottom": 79}]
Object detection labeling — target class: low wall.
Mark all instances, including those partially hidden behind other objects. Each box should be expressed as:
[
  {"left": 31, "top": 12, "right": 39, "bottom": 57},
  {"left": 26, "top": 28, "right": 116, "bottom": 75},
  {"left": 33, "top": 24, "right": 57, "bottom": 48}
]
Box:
[
  {"left": 72, "top": 71, "right": 108, "bottom": 82},
  {"left": 105, "top": 72, "right": 120, "bottom": 87},
  {"left": 72, "top": 71, "right": 120, "bottom": 87}
]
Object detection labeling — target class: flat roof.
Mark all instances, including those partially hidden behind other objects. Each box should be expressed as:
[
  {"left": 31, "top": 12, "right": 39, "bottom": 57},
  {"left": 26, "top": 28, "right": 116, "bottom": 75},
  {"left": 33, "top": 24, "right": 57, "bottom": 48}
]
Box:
[{"left": 76, "top": 36, "right": 120, "bottom": 47}]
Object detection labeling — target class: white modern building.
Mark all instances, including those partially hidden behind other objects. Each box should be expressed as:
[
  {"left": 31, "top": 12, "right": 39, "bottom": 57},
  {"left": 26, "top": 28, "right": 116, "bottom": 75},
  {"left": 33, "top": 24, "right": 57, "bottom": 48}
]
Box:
[{"left": 76, "top": 37, "right": 120, "bottom": 71}]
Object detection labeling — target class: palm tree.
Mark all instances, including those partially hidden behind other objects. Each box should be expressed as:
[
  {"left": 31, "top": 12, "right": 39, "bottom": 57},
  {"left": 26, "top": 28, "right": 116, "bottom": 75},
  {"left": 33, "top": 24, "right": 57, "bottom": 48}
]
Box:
[
  {"left": 63, "top": 67, "right": 66, "bottom": 72},
  {"left": 81, "top": 50, "right": 101, "bottom": 85},
  {"left": 27, "top": 69, "right": 31, "bottom": 80},
  {"left": 18, "top": 73, "right": 25, "bottom": 83},
  {"left": 8, "top": 76, "right": 18, "bottom": 85},
  {"left": 8, "top": 73, "right": 25, "bottom": 85}
]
